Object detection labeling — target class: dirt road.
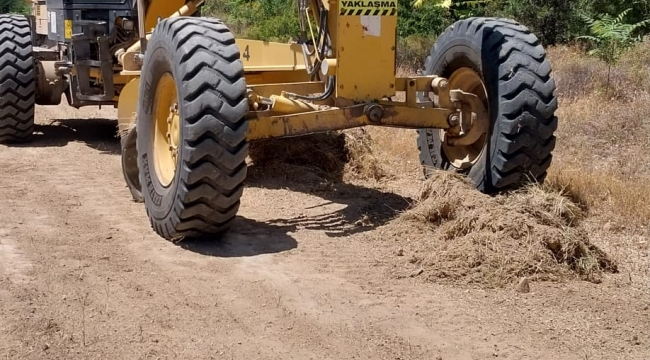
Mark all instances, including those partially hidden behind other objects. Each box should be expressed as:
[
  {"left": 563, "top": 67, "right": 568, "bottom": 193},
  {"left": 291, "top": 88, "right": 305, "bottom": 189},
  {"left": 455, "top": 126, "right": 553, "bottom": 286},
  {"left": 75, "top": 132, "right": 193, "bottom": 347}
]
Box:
[{"left": 1, "top": 106, "right": 648, "bottom": 359}]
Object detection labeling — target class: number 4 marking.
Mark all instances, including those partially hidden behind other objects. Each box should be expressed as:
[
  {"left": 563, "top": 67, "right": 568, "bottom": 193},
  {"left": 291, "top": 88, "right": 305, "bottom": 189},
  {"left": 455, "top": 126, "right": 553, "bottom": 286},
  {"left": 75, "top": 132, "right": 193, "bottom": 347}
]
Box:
[{"left": 243, "top": 45, "right": 250, "bottom": 61}]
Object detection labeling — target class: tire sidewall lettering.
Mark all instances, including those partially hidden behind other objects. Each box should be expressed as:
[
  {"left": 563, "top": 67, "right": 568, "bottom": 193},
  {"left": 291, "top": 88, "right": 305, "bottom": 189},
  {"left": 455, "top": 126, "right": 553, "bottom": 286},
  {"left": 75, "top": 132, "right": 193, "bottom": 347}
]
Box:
[
  {"left": 141, "top": 153, "right": 162, "bottom": 206},
  {"left": 137, "top": 36, "right": 180, "bottom": 219}
]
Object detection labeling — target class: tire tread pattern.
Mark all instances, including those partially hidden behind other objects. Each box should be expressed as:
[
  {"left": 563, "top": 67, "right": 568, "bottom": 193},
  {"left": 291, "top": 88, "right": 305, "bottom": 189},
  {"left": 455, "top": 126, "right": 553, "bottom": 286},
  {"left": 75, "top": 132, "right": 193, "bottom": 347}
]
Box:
[
  {"left": 141, "top": 17, "right": 248, "bottom": 240},
  {"left": 0, "top": 15, "right": 35, "bottom": 143}
]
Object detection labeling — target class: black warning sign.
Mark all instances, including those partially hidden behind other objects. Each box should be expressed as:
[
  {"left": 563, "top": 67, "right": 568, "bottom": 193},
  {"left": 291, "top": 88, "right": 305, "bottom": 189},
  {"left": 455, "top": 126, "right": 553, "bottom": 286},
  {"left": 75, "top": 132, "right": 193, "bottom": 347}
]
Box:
[{"left": 339, "top": 1, "right": 398, "bottom": 16}]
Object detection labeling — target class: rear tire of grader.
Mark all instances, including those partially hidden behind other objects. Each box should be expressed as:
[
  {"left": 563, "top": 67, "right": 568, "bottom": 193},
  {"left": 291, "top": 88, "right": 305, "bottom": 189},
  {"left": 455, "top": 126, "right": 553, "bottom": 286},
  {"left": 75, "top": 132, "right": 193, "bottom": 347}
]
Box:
[
  {"left": 417, "top": 18, "right": 558, "bottom": 193},
  {"left": 0, "top": 14, "right": 36, "bottom": 144},
  {"left": 136, "top": 17, "right": 249, "bottom": 241}
]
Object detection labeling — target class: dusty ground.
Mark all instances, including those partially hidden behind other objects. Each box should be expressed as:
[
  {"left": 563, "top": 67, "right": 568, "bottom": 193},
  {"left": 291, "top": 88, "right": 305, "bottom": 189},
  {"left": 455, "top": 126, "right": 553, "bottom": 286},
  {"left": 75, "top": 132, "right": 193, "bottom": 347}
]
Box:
[{"left": 0, "top": 105, "right": 648, "bottom": 360}]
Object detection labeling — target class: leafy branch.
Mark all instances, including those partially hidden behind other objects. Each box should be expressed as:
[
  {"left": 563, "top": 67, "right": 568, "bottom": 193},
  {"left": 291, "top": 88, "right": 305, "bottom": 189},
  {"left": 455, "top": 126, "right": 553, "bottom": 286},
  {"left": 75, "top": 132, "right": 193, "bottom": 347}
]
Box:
[{"left": 578, "top": 8, "right": 650, "bottom": 95}]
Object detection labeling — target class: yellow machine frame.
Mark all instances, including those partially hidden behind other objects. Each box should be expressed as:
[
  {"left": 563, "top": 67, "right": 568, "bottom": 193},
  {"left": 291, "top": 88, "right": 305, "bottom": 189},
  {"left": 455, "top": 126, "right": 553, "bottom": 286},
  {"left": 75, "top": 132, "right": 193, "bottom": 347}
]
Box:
[{"left": 116, "top": 0, "right": 487, "bottom": 145}]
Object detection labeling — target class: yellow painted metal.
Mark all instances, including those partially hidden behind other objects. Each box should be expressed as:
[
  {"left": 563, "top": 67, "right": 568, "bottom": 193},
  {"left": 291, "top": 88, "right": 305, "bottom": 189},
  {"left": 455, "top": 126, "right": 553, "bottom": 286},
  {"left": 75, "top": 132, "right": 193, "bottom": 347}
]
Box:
[
  {"left": 334, "top": 0, "right": 398, "bottom": 100},
  {"left": 64, "top": 20, "right": 72, "bottom": 39},
  {"left": 247, "top": 105, "right": 452, "bottom": 141},
  {"left": 144, "top": 0, "right": 187, "bottom": 32},
  {"left": 394, "top": 76, "right": 439, "bottom": 92},
  {"left": 269, "top": 95, "right": 319, "bottom": 114},
  {"left": 120, "top": 70, "right": 141, "bottom": 77},
  {"left": 245, "top": 71, "right": 312, "bottom": 85},
  {"left": 440, "top": 67, "right": 489, "bottom": 169},
  {"left": 237, "top": 40, "right": 311, "bottom": 72},
  {"left": 247, "top": 82, "right": 325, "bottom": 98},
  {"left": 117, "top": 78, "right": 140, "bottom": 134},
  {"left": 87, "top": 67, "right": 137, "bottom": 85},
  {"left": 152, "top": 73, "right": 180, "bottom": 187},
  {"left": 321, "top": 59, "right": 337, "bottom": 76}
]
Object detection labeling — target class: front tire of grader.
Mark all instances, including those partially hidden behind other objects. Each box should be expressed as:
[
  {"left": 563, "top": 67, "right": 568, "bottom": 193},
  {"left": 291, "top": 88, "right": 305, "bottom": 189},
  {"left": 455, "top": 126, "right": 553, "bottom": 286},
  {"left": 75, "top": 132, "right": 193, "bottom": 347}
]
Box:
[
  {"left": 136, "top": 17, "right": 249, "bottom": 241},
  {"left": 417, "top": 17, "right": 558, "bottom": 193},
  {"left": 0, "top": 14, "right": 36, "bottom": 144}
]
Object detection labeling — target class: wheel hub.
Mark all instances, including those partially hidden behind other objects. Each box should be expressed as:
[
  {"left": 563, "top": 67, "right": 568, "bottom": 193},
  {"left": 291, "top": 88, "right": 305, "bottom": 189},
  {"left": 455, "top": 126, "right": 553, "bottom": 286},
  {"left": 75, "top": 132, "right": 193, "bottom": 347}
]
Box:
[
  {"left": 153, "top": 73, "right": 180, "bottom": 187},
  {"left": 440, "top": 67, "right": 489, "bottom": 170}
]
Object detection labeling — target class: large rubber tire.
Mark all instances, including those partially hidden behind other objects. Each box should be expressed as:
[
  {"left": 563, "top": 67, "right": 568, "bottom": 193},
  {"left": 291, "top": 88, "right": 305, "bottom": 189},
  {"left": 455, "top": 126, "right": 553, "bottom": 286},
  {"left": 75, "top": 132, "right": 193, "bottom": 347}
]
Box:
[
  {"left": 121, "top": 129, "right": 143, "bottom": 203},
  {"left": 417, "top": 18, "right": 558, "bottom": 193},
  {"left": 0, "top": 15, "right": 36, "bottom": 143},
  {"left": 136, "top": 17, "right": 249, "bottom": 240}
]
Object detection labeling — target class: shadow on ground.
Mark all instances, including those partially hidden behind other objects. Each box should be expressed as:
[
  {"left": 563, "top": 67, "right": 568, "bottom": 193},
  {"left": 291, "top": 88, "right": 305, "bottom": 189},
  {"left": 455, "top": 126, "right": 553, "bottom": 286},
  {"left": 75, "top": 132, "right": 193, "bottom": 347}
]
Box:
[
  {"left": 17, "top": 118, "right": 120, "bottom": 154},
  {"left": 176, "top": 217, "right": 298, "bottom": 257},
  {"left": 245, "top": 163, "right": 414, "bottom": 238}
]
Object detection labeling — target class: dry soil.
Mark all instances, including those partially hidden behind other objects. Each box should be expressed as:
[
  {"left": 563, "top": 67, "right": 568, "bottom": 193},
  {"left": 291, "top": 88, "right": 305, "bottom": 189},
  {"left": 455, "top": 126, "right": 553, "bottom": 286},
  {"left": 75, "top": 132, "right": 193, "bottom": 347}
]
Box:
[{"left": 0, "top": 105, "right": 648, "bottom": 360}]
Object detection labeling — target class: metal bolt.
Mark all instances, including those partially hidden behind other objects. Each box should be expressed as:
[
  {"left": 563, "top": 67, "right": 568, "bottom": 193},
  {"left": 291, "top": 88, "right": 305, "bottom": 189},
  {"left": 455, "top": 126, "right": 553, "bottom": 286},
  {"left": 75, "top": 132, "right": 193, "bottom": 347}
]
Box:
[
  {"left": 365, "top": 104, "right": 384, "bottom": 123},
  {"left": 448, "top": 113, "right": 460, "bottom": 127},
  {"left": 431, "top": 78, "right": 450, "bottom": 95}
]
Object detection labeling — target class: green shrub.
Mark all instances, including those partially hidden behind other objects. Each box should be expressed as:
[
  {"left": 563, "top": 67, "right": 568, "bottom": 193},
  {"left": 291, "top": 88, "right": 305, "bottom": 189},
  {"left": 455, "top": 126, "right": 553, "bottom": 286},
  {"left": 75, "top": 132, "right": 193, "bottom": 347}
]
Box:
[{"left": 0, "top": 0, "right": 30, "bottom": 15}]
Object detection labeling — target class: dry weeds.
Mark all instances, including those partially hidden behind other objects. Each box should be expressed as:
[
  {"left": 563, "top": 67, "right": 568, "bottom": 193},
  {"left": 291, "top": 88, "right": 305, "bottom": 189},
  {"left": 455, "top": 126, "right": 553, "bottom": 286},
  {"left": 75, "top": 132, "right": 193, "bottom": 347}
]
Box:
[
  {"left": 393, "top": 171, "right": 616, "bottom": 288},
  {"left": 546, "top": 43, "right": 650, "bottom": 229},
  {"left": 248, "top": 129, "right": 387, "bottom": 182}
]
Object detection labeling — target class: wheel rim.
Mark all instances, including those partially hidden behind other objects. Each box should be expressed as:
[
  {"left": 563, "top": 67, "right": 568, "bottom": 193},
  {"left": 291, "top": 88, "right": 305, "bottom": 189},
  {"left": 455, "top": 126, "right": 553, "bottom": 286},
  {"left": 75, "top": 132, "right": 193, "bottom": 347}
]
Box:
[
  {"left": 152, "top": 73, "right": 180, "bottom": 188},
  {"left": 440, "top": 67, "right": 489, "bottom": 170}
]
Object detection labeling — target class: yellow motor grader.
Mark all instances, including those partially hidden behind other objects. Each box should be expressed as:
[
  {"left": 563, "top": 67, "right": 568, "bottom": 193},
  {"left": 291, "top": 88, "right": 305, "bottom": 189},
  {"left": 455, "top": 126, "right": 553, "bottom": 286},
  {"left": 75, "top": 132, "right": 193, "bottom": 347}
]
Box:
[{"left": 0, "top": 0, "right": 558, "bottom": 240}]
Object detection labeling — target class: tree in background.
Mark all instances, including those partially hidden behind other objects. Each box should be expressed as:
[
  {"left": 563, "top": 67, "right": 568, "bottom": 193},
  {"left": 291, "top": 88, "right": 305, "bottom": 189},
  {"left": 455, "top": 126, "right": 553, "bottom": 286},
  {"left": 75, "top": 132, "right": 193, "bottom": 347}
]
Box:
[
  {"left": 398, "top": 0, "right": 450, "bottom": 38},
  {"left": 202, "top": 0, "right": 299, "bottom": 41},
  {"left": 484, "top": 0, "right": 575, "bottom": 45},
  {"left": 397, "top": 0, "right": 452, "bottom": 71},
  {"left": 0, "top": 0, "right": 29, "bottom": 14},
  {"left": 414, "top": 0, "right": 650, "bottom": 46},
  {"left": 578, "top": 8, "right": 650, "bottom": 95}
]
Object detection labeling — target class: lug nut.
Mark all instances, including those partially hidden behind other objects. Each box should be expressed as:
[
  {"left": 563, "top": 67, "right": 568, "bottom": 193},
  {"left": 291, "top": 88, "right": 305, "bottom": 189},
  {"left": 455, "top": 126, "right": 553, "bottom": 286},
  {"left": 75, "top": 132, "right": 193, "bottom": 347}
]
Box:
[
  {"left": 448, "top": 113, "right": 460, "bottom": 127},
  {"left": 365, "top": 104, "right": 384, "bottom": 123}
]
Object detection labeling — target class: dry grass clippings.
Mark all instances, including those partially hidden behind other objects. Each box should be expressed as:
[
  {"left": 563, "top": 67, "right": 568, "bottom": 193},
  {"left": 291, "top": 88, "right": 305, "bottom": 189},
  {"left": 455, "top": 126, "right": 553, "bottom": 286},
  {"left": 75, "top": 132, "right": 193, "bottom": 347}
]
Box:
[
  {"left": 394, "top": 171, "right": 617, "bottom": 288},
  {"left": 248, "top": 129, "right": 387, "bottom": 182}
]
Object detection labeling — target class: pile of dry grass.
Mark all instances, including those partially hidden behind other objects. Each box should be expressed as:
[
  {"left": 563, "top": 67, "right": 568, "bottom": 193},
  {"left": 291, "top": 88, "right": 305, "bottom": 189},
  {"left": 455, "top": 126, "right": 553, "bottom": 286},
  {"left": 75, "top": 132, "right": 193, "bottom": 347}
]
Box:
[
  {"left": 248, "top": 129, "right": 387, "bottom": 182},
  {"left": 341, "top": 129, "right": 387, "bottom": 181},
  {"left": 393, "top": 171, "right": 617, "bottom": 288},
  {"left": 248, "top": 132, "right": 347, "bottom": 177}
]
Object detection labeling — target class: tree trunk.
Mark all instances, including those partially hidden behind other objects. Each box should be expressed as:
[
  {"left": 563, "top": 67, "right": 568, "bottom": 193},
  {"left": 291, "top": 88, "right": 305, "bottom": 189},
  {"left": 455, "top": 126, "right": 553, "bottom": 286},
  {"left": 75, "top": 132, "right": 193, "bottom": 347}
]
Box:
[{"left": 606, "top": 64, "right": 611, "bottom": 97}]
